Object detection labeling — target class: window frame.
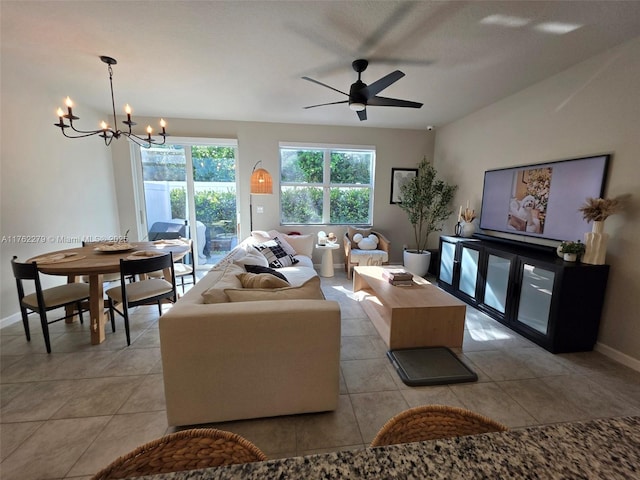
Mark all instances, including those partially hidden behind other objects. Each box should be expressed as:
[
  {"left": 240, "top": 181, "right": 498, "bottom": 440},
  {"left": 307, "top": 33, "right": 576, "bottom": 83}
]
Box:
[{"left": 279, "top": 142, "right": 376, "bottom": 226}]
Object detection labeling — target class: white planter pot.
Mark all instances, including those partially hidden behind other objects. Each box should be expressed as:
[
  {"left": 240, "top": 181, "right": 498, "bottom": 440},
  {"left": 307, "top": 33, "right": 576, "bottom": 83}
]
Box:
[
  {"left": 563, "top": 253, "right": 577, "bottom": 262},
  {"left": 403, "top": 250, "right": 431, "bottom": 277}
]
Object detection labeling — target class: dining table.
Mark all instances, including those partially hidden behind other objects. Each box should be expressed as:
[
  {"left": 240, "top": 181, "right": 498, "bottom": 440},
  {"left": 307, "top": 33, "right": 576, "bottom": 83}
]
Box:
[{"left": 27, "top": 240, "right": 190, "bottom": 345}]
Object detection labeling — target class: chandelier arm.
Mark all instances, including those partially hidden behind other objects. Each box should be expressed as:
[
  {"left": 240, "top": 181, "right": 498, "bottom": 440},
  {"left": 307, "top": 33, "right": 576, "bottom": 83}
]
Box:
[
  {"left": 122, "top": 132, "right": 166, "bottom": 148},
  {"left": 61, "top": 129, "right": 110, "bottom": 139}
]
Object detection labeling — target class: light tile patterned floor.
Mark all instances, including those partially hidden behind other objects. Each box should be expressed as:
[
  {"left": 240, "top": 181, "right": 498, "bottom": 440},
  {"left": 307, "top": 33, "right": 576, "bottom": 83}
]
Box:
[{"left": 1, "top": 271, "right": 639, "bottom": 479}]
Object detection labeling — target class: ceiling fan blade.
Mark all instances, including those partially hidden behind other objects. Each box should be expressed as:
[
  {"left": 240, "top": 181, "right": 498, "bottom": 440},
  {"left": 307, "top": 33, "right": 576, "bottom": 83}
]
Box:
[
  {"left": 303, "top": 100, "right": 349, "bottom": 109},
  {"left": 301, "top": 76, "right": 349, "bottom": 96},
  {"left": 357, "top": 109, "right": 367, "bottom": 121},
  {"left": 368, "top": 96, "right": 423, "bottom": 108},
  {"left": 361, "top": 70, "right": 405, "bottom": 99}
]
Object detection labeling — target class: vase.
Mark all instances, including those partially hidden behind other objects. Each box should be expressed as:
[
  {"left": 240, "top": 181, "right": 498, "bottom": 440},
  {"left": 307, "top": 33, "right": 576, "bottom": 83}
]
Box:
[
  {"left": 460, "top": 221, "right": 476, "bottom": 238},
  {"left": 563, "top": 253, "right": 577, "bottom": 262},
  {"left": 403, "top": 250, "right": 431, "bottom": 277},
  {"left": 582, "top": 221, "right": 608, "bottom": 265}
]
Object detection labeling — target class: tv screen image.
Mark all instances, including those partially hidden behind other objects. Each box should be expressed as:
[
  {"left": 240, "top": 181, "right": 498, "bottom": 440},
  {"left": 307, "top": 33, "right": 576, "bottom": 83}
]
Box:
[{"left": 480, "top": 154, "right": 609, "bottom": 242}]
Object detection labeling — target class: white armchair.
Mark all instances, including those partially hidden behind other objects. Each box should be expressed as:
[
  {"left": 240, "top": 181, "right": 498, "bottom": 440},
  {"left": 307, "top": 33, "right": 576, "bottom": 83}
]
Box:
[{"left": 343, "top": 227, "right": 390, "bottom": 279}]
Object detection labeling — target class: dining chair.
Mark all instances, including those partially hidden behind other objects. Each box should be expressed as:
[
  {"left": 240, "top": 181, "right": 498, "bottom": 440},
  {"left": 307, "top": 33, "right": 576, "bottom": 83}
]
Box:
[
  {"left": 370, "top": 405, "right": 508, "bottom": 447},
  {"left": 147, "top": 238, "right": 196, "bottom": 293},
  {"left": 10, "top": 256, "right": 91, "bottom": 353},
  {"left": 105, "top": 253, "right": 177, "bottom": 346},
  {"left": 91, "top": 428, "right": 266, "bottom": 480}
]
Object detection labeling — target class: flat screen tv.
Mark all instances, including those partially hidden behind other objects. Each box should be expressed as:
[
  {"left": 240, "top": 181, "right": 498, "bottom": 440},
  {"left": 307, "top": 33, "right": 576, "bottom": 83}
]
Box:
[{"left": 479, "top": 154, "right": 610, "bottom": 242}]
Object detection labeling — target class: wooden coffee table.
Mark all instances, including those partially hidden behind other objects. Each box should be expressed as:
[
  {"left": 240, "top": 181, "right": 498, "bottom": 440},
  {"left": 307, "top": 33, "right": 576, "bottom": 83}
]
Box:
[{"left": 353, "top": 266, "right": 466, "bottom": 349}]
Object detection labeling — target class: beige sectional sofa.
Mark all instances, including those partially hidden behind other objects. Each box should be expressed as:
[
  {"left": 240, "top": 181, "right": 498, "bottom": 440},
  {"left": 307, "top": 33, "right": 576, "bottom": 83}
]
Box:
[{"left": 159, "top": 231, "right": 341, "bottom": 426}]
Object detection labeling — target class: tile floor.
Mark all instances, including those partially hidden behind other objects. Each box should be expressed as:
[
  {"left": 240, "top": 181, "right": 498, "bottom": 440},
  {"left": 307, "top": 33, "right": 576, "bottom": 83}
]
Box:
[{"left": 2, "top": 271, "right": 640, "bottom": 479}]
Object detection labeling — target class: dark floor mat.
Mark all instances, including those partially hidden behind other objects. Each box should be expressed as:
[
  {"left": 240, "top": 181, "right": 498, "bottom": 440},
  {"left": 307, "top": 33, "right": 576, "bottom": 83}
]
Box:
[{"left": 387, "top": 347, "right": 478, "bottom": 386}]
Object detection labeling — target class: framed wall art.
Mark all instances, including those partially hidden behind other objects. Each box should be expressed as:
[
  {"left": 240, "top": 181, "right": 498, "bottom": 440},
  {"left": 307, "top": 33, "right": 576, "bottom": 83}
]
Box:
[{"left": 390, "top": 168, "right": 417, "bottom": 204}]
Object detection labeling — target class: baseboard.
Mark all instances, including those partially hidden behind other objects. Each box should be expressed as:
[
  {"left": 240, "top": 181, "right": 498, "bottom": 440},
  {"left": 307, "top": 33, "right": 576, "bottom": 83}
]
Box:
[
  {"left": 594, "top": 342, "right": 640, "bottom": 372},
  {"left": 0, "top": 312, "right": 21, "bottom": 329}
]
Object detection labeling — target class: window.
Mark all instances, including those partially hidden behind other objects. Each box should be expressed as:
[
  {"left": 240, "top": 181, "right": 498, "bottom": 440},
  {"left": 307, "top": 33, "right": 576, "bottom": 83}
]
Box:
[
  {"left": 133, "top": 138, "right": 238, "bottom": 268},
  {"left": 279, "top": 143, "right": 375, "bottom": 225}
]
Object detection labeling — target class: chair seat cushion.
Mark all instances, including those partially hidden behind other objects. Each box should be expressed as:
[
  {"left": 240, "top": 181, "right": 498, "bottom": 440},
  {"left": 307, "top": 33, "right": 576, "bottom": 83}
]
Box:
[
  {"left": 350, "top": 249, "right": 389, "bottom": 265},
  {"left": 106, "top": 279, "right": 173, "bottom": 303},
  {"left": 23, "top": 282, "right": 90, "bottom": 310}
]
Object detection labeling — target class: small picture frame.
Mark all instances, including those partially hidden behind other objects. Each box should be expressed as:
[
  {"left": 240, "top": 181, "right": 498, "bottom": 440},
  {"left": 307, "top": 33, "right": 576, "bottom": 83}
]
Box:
[{"left": 390, "top": 168, "right": 418, "bottom": 204}]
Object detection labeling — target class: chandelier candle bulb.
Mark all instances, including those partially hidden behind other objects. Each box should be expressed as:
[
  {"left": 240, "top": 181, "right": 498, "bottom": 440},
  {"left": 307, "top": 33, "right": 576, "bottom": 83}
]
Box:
[{"left": 100, "top": 121, "right": 108, "bottom": 130}]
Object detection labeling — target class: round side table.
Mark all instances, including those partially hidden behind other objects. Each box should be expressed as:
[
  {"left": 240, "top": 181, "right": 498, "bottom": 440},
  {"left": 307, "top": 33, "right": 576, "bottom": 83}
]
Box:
[{"left": 316, "top": 243, "right": 340, "bottom": 277}]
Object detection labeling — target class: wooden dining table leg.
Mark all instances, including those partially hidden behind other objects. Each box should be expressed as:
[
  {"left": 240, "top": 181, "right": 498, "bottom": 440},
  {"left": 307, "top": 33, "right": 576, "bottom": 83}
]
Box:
[
  {"left": 65, "top": 274, "right": 80, "bottom": 323},
  {"left": 88, "top": 274, "right": 106, "bottom": 344}
]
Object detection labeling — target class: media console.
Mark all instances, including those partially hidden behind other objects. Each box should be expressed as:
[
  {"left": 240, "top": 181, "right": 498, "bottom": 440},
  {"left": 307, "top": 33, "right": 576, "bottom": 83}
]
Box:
[{"left": 437, "top": 235, "right": 610, "bottom": 353}]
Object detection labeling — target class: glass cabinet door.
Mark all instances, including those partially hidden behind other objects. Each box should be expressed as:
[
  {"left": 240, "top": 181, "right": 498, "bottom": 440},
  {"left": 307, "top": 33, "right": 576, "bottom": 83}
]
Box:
[
  {"left": 516, "top": 263, "right": 555, "bottom": 334},
  {"left": 483, "top": 254, "right": 512, "bottom": 314},
  {"left": 439, "top": 240, "right": 457, "bottom": 285},
  {"left": 459, "top": 246, "right": 479, "bottom": 299}
]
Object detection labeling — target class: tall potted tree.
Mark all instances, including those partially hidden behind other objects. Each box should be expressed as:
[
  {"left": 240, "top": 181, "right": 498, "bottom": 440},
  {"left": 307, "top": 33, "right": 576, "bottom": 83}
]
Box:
[{"left": 398, "top": 158, "right": 457, "bottom": 276}]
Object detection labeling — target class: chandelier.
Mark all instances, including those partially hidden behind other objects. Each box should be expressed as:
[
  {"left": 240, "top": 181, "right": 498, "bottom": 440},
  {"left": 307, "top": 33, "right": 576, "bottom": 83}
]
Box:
[{"left": 54, "top": 56, "right": 168, "bottom": 147}]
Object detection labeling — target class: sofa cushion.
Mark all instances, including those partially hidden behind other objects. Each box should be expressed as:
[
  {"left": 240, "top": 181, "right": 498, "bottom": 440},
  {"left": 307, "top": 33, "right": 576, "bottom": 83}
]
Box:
[
  {"left": 237, "top": 272, "right": 290, "bottom": 289},
  {"left": 201, "top": 263, "right": 245, "bottom": 304},
  {"left": 224, "top": 276, "right": 324, "bottom": 302},
  {"left": 254, "top": 238, "right": 299, "bottom": 268},
  {"left": 244, "top": 264, "right": 289, "bottom": 282}
]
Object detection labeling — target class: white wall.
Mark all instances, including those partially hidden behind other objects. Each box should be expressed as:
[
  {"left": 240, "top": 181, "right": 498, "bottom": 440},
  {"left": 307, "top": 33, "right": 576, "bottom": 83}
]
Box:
[
  {"left": 434, "top": 36, "right": 640, "bottom": 366},
  {"left": 0, "top": 66, "right": 120, "bottom": 319},
  {"left": 112, "top": 119, "right": 436, "bottom": 266}
]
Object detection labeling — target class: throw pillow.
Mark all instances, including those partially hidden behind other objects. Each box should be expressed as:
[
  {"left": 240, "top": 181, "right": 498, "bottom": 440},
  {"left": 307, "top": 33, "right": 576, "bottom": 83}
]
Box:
[
  {"left": 233, "top": 245, "right": 269, "bottom": 268},
  {"left": 348, "top": 226, "right": 372, "bottom": 242},
  {"left": 201, "top": 263, "right": 245, "bottom": 304},
  {"left": 279, "top": 233, "right": 314, "bottom": 257},
  {"left": 237, "top": 272, "right": 290, "bottom": 289},
  {"left": 254, "top": 238, "right": 299, "bottom": 268},
  {"left": 353, "top": 233, "right": 379, "bottom": 250},
  {"left": 224, "top": 276, "right": 324, "bottom": 302},
  {"left": 272, "top": 236, "right": 297, "bottom": 257},
  {"left": 244, "top": 264, "right": 289, "bottom": 282}
]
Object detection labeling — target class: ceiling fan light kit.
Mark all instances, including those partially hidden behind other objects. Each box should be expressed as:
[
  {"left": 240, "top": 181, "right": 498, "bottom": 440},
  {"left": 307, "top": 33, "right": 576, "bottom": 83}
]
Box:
[
  {"left": 302, "top": 58, "right": 423, "bottom": 121},
  {"left": 53, "top": 56, "right": 168, "bottom": 147}
]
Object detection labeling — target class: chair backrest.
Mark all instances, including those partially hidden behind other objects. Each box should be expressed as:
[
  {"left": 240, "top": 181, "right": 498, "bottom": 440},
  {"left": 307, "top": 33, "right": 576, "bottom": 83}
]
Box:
[
  {"left": 11, "top": 256, "right": 45, "bottom": 303},
  {"left": 91, "top": 428, "right": 267, "bottom": 480},
  {"left": 119, "top": 252, "right": 174, "bottom": 278},
  {"left": 370, "top": 405, "right": 508, "bottom": 447}
]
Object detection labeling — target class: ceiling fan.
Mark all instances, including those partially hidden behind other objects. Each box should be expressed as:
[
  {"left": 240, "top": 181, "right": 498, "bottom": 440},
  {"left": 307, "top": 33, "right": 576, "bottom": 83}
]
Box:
[{"left": 302, "top": 59, "right": 423, "bottom": 121}]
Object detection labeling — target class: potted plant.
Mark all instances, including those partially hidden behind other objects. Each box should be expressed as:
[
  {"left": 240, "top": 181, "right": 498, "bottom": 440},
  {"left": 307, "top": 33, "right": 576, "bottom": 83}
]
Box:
[
  {"left": 558, "top": 240, "right": 585, "bottom": 262},
  {"left": 398, "top": 158, "right": 457, "bottom": 276}
]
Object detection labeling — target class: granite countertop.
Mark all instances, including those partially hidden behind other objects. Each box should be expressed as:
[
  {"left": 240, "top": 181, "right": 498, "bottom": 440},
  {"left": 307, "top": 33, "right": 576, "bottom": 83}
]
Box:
[{"left": 135, "top": 416, "right": 639, "bottom": 479}]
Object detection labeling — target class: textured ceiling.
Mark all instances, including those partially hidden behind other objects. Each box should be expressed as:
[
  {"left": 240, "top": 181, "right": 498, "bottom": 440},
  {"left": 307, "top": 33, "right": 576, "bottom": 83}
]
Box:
[{"left": 2, "top": 1, "right": 640, "bottom": 130}]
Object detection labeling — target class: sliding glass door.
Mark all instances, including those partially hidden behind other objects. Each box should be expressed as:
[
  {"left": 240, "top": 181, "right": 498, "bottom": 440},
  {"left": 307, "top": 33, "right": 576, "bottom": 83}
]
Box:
[{"left": 136, "top": 139, "right": 238, "bottom": 267}]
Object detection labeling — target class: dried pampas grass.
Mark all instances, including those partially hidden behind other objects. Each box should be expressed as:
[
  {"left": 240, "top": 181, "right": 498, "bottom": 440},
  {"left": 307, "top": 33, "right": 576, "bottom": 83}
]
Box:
[{"left": 579, "top": 197, "right": 621, "bottom": 222}]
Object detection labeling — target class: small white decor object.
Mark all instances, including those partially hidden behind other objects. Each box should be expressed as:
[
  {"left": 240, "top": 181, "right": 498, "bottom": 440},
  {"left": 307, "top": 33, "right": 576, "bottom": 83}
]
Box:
[{"left": 317, "top": 231, "right": 327, "bottom": 245}]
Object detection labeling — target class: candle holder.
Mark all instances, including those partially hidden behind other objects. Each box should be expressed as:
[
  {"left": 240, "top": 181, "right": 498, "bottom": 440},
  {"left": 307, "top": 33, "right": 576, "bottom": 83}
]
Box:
[{"left": 454, "top": 222, "right": 463, "bottom": 237}]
